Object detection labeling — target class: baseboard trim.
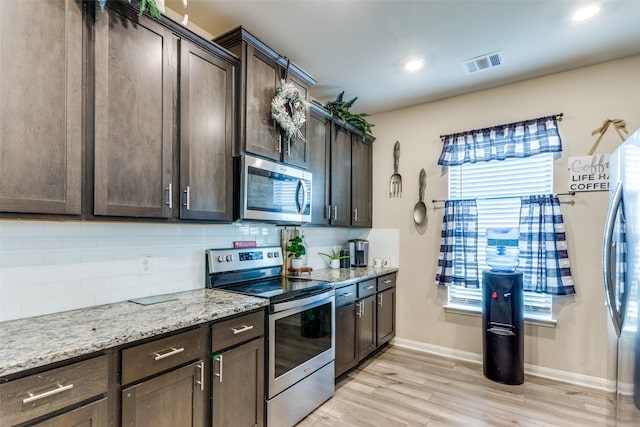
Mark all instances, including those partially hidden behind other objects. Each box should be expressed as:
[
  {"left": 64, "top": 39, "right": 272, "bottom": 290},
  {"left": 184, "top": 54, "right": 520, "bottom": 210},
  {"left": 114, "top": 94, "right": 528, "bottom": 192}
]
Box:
[{"left": 391, "top": 337, "right": 614, "bottom": 392}]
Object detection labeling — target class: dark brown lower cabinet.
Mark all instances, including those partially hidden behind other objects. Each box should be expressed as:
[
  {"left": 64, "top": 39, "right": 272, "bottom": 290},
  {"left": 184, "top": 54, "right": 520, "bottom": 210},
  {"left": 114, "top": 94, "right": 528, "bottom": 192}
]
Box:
[
  {"left": 377, "top": 287, "right": 396, "bottom": 346},
  {"left": 121, "top": 360, "right": 205, "bottom": 427},
  {"left": 212, "top": 338, "right": 264, "bottom": 427},
  {"left": 357, "top": 295, "right": 377, "bottom": 361},
  {"left": 33, "top": 398, "right": 108, "bottom": 427},
  {"left": 335, "top": 303, "right": 358, "bottom": 377}
]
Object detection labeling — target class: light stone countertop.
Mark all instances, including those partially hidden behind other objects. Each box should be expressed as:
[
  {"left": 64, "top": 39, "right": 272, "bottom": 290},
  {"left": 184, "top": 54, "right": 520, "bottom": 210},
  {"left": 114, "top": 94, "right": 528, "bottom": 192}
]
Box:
[
  {"left": 305, "top": 266, "right": 398, "bottom": 287},
  {"left": 0, "top": 289, "right": 268, "bottom": 378}
]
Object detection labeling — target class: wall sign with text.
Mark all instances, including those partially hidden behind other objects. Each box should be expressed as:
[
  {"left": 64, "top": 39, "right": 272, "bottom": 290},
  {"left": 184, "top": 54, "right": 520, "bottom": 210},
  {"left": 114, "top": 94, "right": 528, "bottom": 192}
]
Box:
[{"left": 568, "top": 154, "right": 610, "bottom": 192}]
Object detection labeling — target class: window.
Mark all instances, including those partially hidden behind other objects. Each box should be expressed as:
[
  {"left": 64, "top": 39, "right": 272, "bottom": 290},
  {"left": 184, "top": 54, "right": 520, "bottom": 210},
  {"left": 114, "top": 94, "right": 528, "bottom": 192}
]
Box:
[{"left": 447, "top": 153, "right": 553, "bottom": 319}]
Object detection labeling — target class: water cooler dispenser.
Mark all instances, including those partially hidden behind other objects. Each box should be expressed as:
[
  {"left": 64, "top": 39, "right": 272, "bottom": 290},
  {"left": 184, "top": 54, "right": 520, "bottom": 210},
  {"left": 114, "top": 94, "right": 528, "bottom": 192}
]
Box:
[{"left": 482, "top": 228, "right": 524, "bottom": 385}]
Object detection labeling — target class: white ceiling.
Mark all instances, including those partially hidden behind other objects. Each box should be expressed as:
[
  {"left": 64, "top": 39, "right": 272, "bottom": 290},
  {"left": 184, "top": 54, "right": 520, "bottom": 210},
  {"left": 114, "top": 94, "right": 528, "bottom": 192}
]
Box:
[{"left": 165, "top": 0, "right": 640, "bottom": 115}]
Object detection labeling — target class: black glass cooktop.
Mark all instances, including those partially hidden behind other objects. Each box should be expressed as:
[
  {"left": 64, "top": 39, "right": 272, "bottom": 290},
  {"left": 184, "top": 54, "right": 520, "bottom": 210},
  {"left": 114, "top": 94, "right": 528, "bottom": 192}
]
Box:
[{"left": 223, "top": 277, "right": 333, "bottom": 303}]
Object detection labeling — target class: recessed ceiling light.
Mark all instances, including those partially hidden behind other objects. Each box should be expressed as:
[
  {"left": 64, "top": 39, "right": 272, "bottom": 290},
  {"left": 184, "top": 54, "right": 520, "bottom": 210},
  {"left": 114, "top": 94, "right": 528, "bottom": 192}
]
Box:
[
  {"left": 572, "top": 4, "right": 601, "bottom": 21},
  {"left": 404, "top": 58, "right": 424, "bottom": 72}
]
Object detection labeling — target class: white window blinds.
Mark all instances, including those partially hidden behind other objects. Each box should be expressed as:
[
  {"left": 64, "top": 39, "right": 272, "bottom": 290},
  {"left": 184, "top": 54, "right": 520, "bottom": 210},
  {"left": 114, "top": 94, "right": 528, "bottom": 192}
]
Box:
[{"left": 447, "top": 153, "right": 554, "bottom": 318}]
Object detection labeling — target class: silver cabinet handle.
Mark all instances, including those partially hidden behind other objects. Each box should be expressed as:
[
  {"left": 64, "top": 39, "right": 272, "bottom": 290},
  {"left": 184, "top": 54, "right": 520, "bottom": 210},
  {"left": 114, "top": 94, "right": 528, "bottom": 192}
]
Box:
[
  {"left": 383, "top": 279, "right": 392, "bottom": 284},
  {"left": 353, "top": 208, "right": 358, "bottom": 222},
  {"left": 333, "top": 205, "right": 338, "bottom": 220},
  {"left": 152, "top": 346, "right": 184, "bottom": 361},
  {"left": 23, "top": 383, "right": 74, "bottom": 404},
  {"left": 214, "top": 354, "right": 223, "bottom": 383},
  {"left": 378, "top": 294, "right": 383, "bottom": 307},
  {"left": 165, "top": 183, "right": 172, "bottom": 209},
  {"left": 339, "top": 292, "right": 353, "bottom": 298},
  {"left": 231, "top": 325, "right": 254, "bottom": 335},
  {"left": 361, "top": 300, "right": 365, "bottom": 317},
  {"left": 195, "top": 361, "right": 204, "bottom": 391},
  {"left": 183, "top": 186, "right": 191, "bottom": 210},
  {"left": 356, "top": 301, "right": 362, "bottom": 318},
  {"left": 365, "top": 285, "right": 375, "bottom": 290},
  {"left": 287, "top": 138, "right": 291, "bottom": 156},
  {"left": 276, "top": 134, "right": 282, "bottom": 153},
  {"left": 326, "top": 205, "right": 331, "bottom": 220}
]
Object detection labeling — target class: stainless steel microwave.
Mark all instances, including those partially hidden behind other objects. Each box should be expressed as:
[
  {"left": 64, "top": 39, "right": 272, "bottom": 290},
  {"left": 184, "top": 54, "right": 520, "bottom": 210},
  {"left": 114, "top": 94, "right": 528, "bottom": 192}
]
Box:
[{"left": 236, "top": 154, "right": 312, "bottom": 223}]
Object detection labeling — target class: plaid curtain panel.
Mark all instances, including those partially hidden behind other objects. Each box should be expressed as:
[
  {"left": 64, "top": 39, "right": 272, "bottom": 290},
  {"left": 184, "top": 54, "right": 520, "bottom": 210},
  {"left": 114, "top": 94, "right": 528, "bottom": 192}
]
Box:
[
  {"left": 519, "top": 195, "right": 576, "bottom": 295},
  {"left": 436, "top": 200, "right": 479, "bottom": 288},
  {"left": 438, "top": 115, "right": 562, "bottom": 166}
]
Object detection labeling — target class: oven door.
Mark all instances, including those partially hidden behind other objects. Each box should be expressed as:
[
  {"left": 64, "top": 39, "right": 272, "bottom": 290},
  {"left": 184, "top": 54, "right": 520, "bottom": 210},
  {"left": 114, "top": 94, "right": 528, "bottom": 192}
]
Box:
[
  {"left": 268, "top": 290, "right": 335, "bottom": 398},
  {"left": 239, "top": 154, "right": 312, "bottom": 223}
]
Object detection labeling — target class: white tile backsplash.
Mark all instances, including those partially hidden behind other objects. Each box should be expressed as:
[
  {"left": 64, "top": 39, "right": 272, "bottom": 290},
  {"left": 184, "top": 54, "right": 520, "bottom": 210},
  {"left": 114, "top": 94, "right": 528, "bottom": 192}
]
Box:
[{"left": 0, "top": 220, "right": 399, "bottom": 321}]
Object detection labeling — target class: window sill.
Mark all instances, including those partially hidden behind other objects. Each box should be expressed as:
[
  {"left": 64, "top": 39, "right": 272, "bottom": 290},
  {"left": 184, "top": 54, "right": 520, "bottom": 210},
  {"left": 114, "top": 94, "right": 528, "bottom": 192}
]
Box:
[{"left": 443, "top": 305, "right": 557, "bottom": 328}]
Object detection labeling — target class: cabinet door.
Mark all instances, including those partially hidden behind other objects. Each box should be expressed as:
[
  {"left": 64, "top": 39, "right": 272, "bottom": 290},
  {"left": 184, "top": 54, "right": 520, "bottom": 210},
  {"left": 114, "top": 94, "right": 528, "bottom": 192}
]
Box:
[
  {"left": 329, "top": 124, "right": 352, "bottom": 226},
  {"left": 0, "top": 0, "right": 82, "bottom": 215},
  {"left": 335, "top": 303, "right": 358, "bottom": 378},
  {"left": 94, "top": 4, "right": 175, "bottom": 218},
  {"left": 307, "top": 107, "right": 330, "bottom": 225},
  {"left": 212, "top": 338, "right": 264, "bottom": 427},
  {"left": 351, "top": 136, "right": 373, "bottom": 227},
  {"left": 34, "top": 398, "right": 108, "bottom": 427},
  {"left": 122, "top": 361, "right": 205, "bottom": 427},
  {"left": 357, "top": 295, "right": 377, "bottom": 361},
  {"left": 377, "top": 287, "right": 396, "bottom": 347},
  {"left": 281, "top": 74, "right": 310, "bottom": 169},
  {"left": 180, "top": 40, "right": 234, "bottom": 221},
  {"left": 244, "top": 45, "right": 280, "bottom": 162}
]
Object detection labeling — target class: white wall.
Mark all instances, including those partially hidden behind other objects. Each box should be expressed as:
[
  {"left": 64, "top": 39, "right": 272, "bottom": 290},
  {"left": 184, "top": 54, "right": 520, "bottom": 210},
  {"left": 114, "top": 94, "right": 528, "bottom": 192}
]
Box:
[{"left": 369, "top": 55, "right": 640, "bottom": 382}]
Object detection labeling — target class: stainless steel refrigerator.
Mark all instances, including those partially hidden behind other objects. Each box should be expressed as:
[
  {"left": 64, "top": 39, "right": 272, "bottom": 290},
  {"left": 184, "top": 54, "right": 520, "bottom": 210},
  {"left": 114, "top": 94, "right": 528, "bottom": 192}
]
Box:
[{"left": 603, "top": 128, "right": 640, "bottom": 426}]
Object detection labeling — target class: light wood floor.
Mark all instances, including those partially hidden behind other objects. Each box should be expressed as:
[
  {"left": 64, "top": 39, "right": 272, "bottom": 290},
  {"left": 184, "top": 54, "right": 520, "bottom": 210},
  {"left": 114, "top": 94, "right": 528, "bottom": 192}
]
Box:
[{"left": 297, "top": 345, "right": 614, "bottom": 427}]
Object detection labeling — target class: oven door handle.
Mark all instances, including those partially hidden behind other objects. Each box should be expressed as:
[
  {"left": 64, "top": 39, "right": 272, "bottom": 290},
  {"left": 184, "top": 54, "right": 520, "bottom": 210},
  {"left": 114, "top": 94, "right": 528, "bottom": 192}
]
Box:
[{"left": 271, "top": 289, "right": 334, "bottom": 314}]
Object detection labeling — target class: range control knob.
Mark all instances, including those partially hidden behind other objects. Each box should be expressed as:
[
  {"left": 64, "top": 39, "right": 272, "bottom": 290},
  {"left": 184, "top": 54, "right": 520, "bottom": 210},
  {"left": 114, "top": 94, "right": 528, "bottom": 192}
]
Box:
[
  {"left": 274, "top": 251, "right": 279, "bottom": 258},
  {"left": 217, "top": 255, "right": 225, "bottom": 263},
  {"left": 226, "top": 255, "right": 233, "bottom": 262},
  {"left": 267, "top": 252, "right": 273, "bottom": 258}
]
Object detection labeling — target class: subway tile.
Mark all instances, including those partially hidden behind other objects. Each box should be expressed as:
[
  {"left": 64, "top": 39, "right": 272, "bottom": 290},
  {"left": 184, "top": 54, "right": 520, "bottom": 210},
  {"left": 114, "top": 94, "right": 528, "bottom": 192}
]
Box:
[
  {"left": 0, "top": 221, "right": 44, "bottom": 237},
  {"left": 22, "top": 265, "right": 63, "bottom": 285},
  {"left": 21, "top": 298, "right": 62, "bottom": 318}
]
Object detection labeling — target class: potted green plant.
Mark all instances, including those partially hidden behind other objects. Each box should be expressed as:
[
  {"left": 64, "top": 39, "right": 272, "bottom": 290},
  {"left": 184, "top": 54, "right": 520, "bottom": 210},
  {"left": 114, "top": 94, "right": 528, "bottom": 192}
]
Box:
[
  {"left": 318, "top": 249, "right": 350, "bottom": 269},
  {"left": 286, "top": 236, "right": 306, "bottom": 269}
]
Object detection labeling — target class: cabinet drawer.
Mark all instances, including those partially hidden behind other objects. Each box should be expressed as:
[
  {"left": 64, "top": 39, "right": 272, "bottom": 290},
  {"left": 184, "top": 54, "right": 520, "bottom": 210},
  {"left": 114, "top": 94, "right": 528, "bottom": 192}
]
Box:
[
  {"left": 358, "top": 279, "right": 377, "bottom": 298},
  {"left": 121, "top": 328, "right": 205, "bottom": 385},
  {"left": 378, "top": 273, "right": 396, "bottom": 292},
  {"left": 212, "top": 310, "right": 264, "bottom": 353},
  {"left": 0, "top": 355, "right": 108, "bottom": 427},
  {"left": 335, "top": 284, "right": 357, "bottom": 307}
]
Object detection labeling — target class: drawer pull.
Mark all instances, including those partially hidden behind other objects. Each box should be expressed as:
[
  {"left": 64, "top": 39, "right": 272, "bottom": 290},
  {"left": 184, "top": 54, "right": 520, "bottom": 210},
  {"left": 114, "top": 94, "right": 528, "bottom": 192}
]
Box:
[
  {"left": 214, "top": 354, "right": 223, "bottom": 383},
  {"left": 196, "top": 361, "right": 204, "bottom": 391},
  {"left": 231, "top": 325, "right": 254, "bottom": 335},
  {"left": 23, "top": 383, "right": 74, "bottom": 404},
  {"left": 383, "top": 280, "right": 392, "bottom": 284},
  {"left": 339, "top": 292, "right": 354, "bottom": 298},
  {"left": 364, "top": 285, "right": 375, "bottom": 290},
  {"left": 152, "top": 346, "right": 185, "bottom": 361}
]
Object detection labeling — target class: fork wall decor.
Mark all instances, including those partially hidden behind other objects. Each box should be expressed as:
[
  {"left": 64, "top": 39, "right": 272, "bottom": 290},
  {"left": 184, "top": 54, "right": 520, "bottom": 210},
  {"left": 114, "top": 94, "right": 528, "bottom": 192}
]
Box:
[{"left": 389, "top": 141, "right": 402, "bottom": 197}]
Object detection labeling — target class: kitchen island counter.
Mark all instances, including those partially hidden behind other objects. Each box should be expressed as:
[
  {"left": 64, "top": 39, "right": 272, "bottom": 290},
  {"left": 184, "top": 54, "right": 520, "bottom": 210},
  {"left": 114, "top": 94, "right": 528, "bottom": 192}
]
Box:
[{"left": 0, "top": 289, "right": 268, "bottom": 378}]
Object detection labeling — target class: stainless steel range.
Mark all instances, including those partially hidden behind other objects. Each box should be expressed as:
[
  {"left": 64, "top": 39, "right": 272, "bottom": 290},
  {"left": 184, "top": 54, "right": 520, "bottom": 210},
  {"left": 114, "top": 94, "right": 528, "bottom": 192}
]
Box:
[{"left": 206, "top": 246, "right": 335, "bottom": 427}]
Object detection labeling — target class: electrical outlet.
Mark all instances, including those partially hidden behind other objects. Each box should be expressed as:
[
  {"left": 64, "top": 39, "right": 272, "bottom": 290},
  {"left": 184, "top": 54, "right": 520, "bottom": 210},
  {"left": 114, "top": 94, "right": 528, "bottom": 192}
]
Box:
[{"left": 138, "top": 255, "right": 153, "bottom": 276}]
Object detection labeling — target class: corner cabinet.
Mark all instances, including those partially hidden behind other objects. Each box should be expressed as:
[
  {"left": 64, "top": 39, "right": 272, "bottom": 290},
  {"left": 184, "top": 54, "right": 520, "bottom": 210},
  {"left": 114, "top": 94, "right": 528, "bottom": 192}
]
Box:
[
  {"left": 93, "top": 3, "right": 176, "bottom": 218},
  {"left": 179, "top": 40, "right": 234, "bottom": 221},
  {"left": 214, "top": 26, "right": 316, "bottom": 169},
  {"left": 0, "top": 0, "right": 83, "bottom": 215}
]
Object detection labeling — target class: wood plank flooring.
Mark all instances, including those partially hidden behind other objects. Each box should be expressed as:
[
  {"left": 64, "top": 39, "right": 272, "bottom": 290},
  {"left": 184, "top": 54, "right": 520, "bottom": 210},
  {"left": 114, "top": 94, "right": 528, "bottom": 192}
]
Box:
[{"left": 297, "top": 345, "right": 614, "bottom": 426}]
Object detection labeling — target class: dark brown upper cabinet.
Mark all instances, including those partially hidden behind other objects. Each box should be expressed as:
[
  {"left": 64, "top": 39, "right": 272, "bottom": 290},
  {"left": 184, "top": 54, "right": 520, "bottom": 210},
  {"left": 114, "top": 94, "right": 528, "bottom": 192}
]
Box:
[
  {"left": 0, "top": 0, "right": 83, "bottom": 216},
  {"left": 93, "top": 3, "right": 176, "bottom": 218},
  {"left": 214, "top": 27, "right": 316, "bottom": 169},
  {"left": 351, "top": 134, "right": 374, "bottom": 228},
  {"left": 179, "top": 40, "right": 235, "bottom": 221}
]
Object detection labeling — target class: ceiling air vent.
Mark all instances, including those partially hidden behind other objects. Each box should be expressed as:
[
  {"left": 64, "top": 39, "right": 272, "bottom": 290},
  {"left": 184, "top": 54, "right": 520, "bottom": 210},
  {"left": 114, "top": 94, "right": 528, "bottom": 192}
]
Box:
[{"left": 464, "top": 51, "right": 503, "bottom": 74}]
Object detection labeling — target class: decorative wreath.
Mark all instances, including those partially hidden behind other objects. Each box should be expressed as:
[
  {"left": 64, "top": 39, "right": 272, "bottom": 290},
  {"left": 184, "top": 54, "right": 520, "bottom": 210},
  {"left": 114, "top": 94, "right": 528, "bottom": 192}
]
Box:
[{"left": 271, "top": 79, "right": 307, "bottom": 143}]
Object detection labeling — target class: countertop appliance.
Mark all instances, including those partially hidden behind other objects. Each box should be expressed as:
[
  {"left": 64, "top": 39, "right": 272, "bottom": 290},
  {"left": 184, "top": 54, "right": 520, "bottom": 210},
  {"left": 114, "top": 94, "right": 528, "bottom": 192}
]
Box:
[
  {"left": 349, "top": 238, "right": 369, "bottom": 267},
  {"left": 603, "top": 128, "right": 640, "bottom": 426},
  {"left": 235, "top": 154, "right": 312, "bottom": 224},
  {"left": 205, "top": 246, "right": 334, "bottom": 427}
]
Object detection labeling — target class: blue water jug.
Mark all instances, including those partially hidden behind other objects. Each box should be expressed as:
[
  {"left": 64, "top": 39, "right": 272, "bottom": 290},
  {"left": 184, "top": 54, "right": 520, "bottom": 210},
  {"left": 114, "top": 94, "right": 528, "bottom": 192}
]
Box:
[{"left": 486, "top": 228, "right": 519, "bottom": 272}]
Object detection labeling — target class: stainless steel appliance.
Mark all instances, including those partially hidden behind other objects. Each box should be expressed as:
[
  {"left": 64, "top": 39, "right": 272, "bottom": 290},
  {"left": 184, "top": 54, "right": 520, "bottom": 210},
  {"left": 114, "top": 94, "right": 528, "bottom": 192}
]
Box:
[
  {"left": 236, "top": 154, "right": 312, "bottom": 223},
  {"left": 349, "top": 239, "right": 369, "bottom": 267},
  {"left": 206, "top": 246, "right": 334, "bottom": 427},
  {"left": 603, "top": 128, "right": 640, "bottom": 426}
]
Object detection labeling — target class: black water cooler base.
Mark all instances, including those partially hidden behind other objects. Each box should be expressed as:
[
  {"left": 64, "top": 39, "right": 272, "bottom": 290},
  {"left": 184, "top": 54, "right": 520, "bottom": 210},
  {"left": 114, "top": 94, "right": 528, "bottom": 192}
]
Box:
[{"left": 482, "top": 270, "right": 524, "bottom": 385}]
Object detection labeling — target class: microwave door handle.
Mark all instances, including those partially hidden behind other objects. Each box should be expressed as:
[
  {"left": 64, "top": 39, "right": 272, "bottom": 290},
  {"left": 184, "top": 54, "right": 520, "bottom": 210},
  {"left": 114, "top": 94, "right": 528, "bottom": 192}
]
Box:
[
  {"left": 603, "top": 181, "right": 623, "bottom": 337},
  {"left": 297, "top": 179, "right": 308, "bottom": 214}
]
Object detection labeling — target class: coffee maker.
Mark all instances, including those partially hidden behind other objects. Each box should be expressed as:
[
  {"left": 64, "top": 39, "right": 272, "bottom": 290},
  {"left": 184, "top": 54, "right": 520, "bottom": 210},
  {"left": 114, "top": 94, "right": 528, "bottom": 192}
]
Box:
[{"left": 348, "top": 239, "right": 369, "bottom": 267}]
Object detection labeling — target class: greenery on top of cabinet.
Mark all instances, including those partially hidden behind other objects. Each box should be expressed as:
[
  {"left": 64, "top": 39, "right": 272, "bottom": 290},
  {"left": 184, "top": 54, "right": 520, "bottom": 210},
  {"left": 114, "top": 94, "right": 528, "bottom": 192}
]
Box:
[
  {"left": 324, "top": 91, "right": 374, "bottom": 140},
  {"left": 97, "top": 0, "right": 161, "bottom": 19}
]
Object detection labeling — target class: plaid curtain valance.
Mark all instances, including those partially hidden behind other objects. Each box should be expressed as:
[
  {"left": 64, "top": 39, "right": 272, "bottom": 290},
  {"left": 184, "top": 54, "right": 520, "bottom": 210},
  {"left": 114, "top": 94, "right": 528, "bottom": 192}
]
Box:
[
  {"left": 438, "top": 115, "right": 562, "bottom": 166},
  {"left": 435, "top": 200, "right": 480, "bottom": 288},
  {"left": 519, "top": 195, "right": 575, "bottom": 295}
]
